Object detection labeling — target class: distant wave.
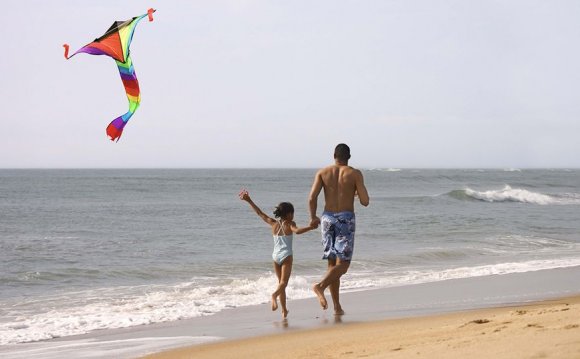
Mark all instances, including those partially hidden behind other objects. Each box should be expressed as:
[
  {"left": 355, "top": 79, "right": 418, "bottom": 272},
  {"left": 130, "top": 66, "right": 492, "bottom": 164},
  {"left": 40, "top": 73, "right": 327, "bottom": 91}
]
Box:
[
  {"left": 448, "top": 185, "right": 580, "bottom": 205},
  {"left": 367, "top": 168, "right": 402, "bottom": 172}
]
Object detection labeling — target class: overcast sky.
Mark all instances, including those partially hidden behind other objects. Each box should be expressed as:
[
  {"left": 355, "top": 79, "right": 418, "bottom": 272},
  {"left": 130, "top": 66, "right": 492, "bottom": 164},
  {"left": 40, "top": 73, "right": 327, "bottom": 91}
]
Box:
[{"left": 1, "top": 0, "right": 579, "bottom": 168}]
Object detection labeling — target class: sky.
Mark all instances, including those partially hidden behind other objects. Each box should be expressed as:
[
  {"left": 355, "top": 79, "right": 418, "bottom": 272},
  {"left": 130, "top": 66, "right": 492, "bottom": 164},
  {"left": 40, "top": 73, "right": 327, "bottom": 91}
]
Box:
[{"left": 1, "top": 0, "right": 579, "bottom": 168}]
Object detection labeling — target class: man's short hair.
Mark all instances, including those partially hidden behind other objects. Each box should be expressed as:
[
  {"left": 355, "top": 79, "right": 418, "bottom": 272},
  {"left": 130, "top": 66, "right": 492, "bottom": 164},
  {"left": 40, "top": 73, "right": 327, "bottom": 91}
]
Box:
[{"left": 334, "top": 143, "right": 351, "bottom": 161}]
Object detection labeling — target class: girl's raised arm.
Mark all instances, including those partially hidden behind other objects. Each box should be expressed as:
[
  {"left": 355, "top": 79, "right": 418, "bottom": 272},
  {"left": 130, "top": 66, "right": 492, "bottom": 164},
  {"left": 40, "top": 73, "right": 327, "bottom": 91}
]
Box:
[{"left": 239, "top": 189, "right": 276, "bottom": 225}]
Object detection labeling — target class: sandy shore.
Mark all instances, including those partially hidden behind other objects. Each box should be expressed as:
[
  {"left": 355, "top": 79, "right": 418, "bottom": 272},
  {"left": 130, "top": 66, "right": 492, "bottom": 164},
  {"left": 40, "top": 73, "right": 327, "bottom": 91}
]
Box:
[
  {"left": 145, "top": 295, "right": 580, "bottom": 359},
  {"left": 2, "top": 268, "right": 578, "bottom": 359}
]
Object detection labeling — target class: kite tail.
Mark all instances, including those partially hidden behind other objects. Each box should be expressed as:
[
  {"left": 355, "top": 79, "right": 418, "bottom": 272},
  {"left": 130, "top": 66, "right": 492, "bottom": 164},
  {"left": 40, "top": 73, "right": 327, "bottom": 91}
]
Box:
[
  {"left": 63, "top": 44, "right": 71, "bottom": 59},
  {"left": 107, "top": 56, "right": 141, "bottom": 141}
]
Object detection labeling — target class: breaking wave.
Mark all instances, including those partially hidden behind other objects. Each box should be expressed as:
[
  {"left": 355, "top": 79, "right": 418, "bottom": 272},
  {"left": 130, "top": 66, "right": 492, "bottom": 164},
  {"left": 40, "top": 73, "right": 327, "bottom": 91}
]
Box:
[{"left": 448, "top": 185, "right": 580, "bottom": 205}]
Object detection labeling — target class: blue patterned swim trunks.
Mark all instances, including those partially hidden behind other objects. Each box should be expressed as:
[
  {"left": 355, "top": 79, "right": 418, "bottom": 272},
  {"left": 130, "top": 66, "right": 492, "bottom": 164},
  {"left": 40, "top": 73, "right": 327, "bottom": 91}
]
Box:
[{"left": 321, "top": 211, "right": 356, "bottom": 261}]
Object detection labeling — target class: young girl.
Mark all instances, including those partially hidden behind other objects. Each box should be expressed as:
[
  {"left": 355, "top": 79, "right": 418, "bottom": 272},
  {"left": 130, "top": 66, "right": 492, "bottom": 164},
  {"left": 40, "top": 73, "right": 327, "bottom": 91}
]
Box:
[{"left": 239, "top": 189, "right": 317, "bottom": 319}]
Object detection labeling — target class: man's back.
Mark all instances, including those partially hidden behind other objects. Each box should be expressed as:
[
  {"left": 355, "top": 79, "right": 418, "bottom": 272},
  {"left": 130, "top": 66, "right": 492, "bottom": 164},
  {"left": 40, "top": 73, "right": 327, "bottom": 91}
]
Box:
[{"left": 317, "top": 165, "right": 369, "bottom": 213}]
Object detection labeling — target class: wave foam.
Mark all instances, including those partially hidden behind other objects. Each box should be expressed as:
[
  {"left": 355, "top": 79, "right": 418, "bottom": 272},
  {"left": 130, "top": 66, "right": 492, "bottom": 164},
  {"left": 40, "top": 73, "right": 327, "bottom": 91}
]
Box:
[
  {"left": 466, "top": 185, "right": 554, "bottom": 204},
  {"left": 449, "top": 185, "right": 580, "bottom": 205},
  {"left": 3, "top": 256, "right": 580, "bottom": 345},
  {"left": 342, "top": 257, "right": 580, "bottom": 291},
  {"left": 0, "top": 275, "right": 314, "bottom": 346},
  {"left": 367, "top": 168, "right": 402, "bottom": 172}
]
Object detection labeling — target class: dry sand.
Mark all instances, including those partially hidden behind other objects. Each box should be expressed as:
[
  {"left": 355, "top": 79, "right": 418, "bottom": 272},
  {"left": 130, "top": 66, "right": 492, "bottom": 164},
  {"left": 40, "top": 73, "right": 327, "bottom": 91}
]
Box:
[{"left": 144, "top": 295, "right": 580, "bottom": 359}]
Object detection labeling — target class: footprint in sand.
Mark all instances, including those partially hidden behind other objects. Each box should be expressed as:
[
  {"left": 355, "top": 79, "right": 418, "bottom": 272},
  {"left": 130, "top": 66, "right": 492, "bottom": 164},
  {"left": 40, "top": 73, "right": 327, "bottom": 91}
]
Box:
[
  {"left": 493, "top": 325, "right": 508, "bottom": 333},
  {"left": 459, "top": 319, "right": 490, "bottom": 328},
  {"left": 526, "top": 323, "right": 544, "bottom": 329}
]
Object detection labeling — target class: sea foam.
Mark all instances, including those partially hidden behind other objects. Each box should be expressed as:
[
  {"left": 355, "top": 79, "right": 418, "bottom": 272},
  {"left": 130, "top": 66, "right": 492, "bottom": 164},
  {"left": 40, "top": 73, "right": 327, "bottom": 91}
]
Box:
[
  {"left": 450, "top": 185, "right": 580, "bottom": 205},
  {"left": 466, "top": 185, "right": 554, "bottom": 204},
  {"left": 3, "top": 256, "right": 580, "bottom": 345},
  {"left": 342, "top": 257, "right": 580, "bottom": 291},
  {"left": 0, "top": 275, "right": 313, "bottom": 345}
]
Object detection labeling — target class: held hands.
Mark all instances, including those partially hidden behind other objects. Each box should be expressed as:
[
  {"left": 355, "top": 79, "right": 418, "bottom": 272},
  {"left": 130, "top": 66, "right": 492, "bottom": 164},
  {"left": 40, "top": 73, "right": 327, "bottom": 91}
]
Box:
[
  {"left": 309, "top": 216, "right": 321, "bottom": 228},
  {"left": 304, "top": 218, "right": 320, "bottom": 233}
]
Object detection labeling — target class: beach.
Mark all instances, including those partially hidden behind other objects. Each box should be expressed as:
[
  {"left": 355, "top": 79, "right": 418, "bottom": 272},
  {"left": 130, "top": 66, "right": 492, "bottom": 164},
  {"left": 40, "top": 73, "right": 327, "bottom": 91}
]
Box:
[
  {"left": 145, "top": 295, "right": 580, "bottom": 359},
  {"left": 141, "top": 266, "right": 580, "bottom": 359},
  {"left": 1, "top": 169, "right": 580, "bottom": 358},
  {"left": 2, "top": 266, "right": 579, "bottom": 358},
  {"left": 3, "top": 0, "right": 580, "bottom": 356}
]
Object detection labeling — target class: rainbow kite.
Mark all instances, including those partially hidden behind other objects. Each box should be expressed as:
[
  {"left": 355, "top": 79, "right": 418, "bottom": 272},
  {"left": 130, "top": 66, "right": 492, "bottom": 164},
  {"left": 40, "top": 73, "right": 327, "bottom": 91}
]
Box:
[{"left": 63, "top": 8, "right": 156, "bottom": 141}]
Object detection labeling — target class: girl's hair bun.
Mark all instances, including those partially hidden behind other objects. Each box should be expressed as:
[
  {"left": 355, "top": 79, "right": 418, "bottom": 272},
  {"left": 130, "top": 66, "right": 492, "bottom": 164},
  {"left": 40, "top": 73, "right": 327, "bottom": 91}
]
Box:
[{"left": 273, "top": 202, "right": 294, "bottom": 218}]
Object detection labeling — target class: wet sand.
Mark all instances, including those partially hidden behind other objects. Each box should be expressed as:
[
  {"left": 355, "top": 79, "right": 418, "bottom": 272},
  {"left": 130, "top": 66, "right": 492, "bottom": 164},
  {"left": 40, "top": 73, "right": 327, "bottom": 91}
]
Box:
[
  {"left": 145, "top": 295, "right": 580, "bottom": 359},
  {"left": 2, "top": 267, "right": 579, "bottom": 359}
]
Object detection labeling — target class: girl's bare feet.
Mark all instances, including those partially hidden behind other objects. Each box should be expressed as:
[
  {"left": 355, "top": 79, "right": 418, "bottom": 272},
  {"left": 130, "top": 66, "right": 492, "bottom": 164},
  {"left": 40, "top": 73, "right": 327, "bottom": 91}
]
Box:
[{"left": 282, "top": 308, "right": 289, "bottom": 319}]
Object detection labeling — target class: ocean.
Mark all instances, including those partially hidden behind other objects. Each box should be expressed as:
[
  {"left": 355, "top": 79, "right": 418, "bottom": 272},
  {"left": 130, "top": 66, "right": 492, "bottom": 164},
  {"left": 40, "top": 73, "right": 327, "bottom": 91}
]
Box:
[{"left": 1, "top": 168, "right": 579, "bottom": 346}]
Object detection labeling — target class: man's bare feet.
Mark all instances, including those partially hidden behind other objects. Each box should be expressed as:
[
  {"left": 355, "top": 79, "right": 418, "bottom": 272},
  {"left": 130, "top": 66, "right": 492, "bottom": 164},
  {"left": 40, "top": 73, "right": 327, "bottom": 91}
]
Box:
[
  {"left": 271, "top": 294, "right": 278, "bottom": 311},
  {"left": 312, "top": 283, "right": 328, "bottom": 310},
  {"left": 282, "top": 308, "right": 289, "bottom": 319},
  {"left": 334, "top": 308, "right": 345, "bottom": 316}
]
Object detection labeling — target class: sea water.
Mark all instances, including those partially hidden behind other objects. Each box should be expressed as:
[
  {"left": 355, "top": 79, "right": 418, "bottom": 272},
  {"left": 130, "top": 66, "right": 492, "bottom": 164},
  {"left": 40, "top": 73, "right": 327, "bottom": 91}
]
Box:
[{"left": 1, "top": 169, "right": 579, "bottom": 345}]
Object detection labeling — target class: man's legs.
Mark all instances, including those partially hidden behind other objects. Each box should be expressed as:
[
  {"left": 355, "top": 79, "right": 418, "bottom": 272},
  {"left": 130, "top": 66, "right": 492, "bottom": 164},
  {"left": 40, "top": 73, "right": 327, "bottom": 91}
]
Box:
[
  {"left": 312, "top": 257, "right": 350, "bottom": 314},
  {"left": 315, "top": 211, "right": 354, "bottom": 314},
  {"left": 327, "top": 258, "right": 348, "bottom": 315}
]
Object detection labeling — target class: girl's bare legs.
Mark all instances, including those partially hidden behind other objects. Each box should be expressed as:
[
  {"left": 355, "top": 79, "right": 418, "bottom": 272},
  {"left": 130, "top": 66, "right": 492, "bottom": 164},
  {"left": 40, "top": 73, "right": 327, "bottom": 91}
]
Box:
[
  {"left": 272, "top": 262, "right": 282, "bottom": 311},
  {"left": 272, "top": 261, "right": 282, "bottom": 311},
  {"left": 272, "top": 256, "right": 293, "bottom": 318}
]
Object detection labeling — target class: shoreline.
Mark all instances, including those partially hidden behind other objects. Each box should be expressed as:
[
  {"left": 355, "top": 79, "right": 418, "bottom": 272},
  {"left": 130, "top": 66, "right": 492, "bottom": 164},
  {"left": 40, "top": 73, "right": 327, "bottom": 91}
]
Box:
[
  {"left": 1, "top": 266, "right": 579, "bottom": 358},
  {"left": 144, "top": 295, "right": 580, "bottom": 359}
]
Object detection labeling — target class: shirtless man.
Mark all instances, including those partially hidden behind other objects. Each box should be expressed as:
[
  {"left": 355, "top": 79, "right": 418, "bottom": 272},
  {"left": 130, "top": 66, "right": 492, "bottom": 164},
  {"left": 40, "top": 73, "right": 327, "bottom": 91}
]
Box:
[{"left": 309, "top": 143, "right": 369, "bottom": 315}]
